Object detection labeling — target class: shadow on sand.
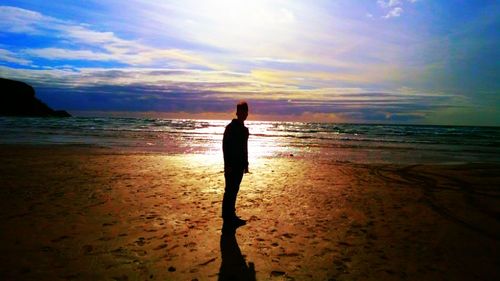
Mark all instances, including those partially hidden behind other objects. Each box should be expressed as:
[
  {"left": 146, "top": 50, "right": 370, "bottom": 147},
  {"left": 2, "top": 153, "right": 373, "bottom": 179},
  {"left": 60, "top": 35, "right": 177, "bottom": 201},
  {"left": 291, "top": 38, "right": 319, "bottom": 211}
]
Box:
[{"left": 218, "top": 224, "right": 256, "bottom": 281}]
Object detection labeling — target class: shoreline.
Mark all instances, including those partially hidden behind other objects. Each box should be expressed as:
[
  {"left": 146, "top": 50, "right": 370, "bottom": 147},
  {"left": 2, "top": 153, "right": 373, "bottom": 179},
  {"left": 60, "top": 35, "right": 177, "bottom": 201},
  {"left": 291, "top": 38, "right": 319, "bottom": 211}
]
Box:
[
  {"left": 0, "top": 145, "right": 499, "bottom": 280},
  {"left": 0, "top": 143, "right": 498, "bottom": 166}
]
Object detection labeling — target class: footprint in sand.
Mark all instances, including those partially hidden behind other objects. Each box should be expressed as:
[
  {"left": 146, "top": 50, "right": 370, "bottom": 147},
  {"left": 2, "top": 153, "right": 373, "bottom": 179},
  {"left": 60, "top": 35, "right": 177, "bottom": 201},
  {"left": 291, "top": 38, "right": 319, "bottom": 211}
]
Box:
[
  {"left": 102, "top": 222, "right": 115, "bottom": 226},
  {"left": 153, "top": 243, "right": 168, "bottom": 250},
  {"left": 135, "top": 237, "right": 146, "bottom": 246},
  {"left": 82, "top": 244, "right": 93, "bottom": 254},
  {"left": 277, "top": 248, "right": 302, "bottom": 258},
  {"left": 248, "top": 215, "right": 260, "bottom": 221},
  {"left": 183, "top": 242, "right": 197, "bottom": 249},
  {"left": 112, "top": 274, "right": 128, "bottom": 281},
  {"left": 270, "top": 270, "right": 285, "bottom": 276},
  {"left": 338, "top": 241, "right": 351, "bottom": 247},
  {"left": 51, "top": 235, "right": 70, "bottom": 243},
  {"left": 281, "top": 233, "right": 297, "bottom": 239},
  {"left": 111, "top": 247, "right": 129, "bottom": 257},
  {"left": 132, "top": 249, "right": 147, "bottom": 256},
  {"left": 99, "top": 236, "right": 114, "bottom": 241},
  {"left": 342, "top": 257, "right": 351, "bottom": 262}
]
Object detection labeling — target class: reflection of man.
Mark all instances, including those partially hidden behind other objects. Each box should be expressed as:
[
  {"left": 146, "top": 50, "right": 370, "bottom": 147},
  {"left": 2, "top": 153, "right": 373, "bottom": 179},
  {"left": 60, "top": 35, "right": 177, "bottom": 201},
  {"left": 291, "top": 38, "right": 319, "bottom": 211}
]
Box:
[{"left": 222, "top": 101, "right": 249, "bottom": 226}]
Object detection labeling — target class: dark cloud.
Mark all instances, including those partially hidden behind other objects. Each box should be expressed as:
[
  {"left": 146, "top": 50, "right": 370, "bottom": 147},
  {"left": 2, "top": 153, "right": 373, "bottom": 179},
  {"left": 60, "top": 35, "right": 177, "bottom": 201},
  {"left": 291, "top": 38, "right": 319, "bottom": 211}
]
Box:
[{"left": 32, "top": 80, "right": 462, "bottom": 123}]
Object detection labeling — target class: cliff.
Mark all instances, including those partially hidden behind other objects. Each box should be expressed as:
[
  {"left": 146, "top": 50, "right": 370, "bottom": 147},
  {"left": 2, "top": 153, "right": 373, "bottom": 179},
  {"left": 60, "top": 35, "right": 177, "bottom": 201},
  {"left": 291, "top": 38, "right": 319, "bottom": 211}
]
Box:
[{"left": 0, "top": 78, "right": 71, "bottom": 117}]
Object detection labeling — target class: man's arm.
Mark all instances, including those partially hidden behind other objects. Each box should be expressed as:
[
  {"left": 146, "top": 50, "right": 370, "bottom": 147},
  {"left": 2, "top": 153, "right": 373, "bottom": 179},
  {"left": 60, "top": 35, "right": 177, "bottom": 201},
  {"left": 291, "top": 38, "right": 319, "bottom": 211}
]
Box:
[
  {"left": 244, "top": 127, "right": 249, "bottom": 173},
  {"left": 223, "top": 126, "right": 231, "bottom": 166}
]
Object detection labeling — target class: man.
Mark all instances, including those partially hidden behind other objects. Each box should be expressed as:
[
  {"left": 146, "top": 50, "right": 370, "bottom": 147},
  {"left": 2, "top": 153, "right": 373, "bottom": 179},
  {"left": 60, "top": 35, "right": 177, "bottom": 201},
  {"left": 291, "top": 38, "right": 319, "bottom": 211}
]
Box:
[{"left": 222, "top": 101, "right": 249, "bottom": 227}]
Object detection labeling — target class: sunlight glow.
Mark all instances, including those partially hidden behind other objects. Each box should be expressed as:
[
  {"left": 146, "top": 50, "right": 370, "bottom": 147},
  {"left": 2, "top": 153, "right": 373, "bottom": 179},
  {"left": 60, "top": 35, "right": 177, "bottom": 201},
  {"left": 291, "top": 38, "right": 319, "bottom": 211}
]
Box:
[
  {"left": 198, "top": 0, "right": 294, "bottom": 31},
  {"left": 188, "top": 121, "right": 281, "bottom": 166},
  {"left": 177, "top": 0, "right": 298, "bottom": 55}
]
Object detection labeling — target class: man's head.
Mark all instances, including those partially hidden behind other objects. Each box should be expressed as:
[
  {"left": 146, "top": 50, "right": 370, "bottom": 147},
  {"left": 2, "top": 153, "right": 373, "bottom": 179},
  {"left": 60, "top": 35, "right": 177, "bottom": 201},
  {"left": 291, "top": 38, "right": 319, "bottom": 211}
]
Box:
[{"left": 236, "top": 101, "right": 248, "bottom": 121}]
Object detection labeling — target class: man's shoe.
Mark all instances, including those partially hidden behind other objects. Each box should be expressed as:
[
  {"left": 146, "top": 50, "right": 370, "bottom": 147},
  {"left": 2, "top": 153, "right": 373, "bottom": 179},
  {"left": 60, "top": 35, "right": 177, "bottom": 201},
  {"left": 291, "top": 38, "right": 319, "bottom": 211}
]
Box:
[
  {"left": 232, "top": 216, "right": 247, "bottom": 227},
  {"left": 223, "top": 216, "right": 246, "bottom": 227}
]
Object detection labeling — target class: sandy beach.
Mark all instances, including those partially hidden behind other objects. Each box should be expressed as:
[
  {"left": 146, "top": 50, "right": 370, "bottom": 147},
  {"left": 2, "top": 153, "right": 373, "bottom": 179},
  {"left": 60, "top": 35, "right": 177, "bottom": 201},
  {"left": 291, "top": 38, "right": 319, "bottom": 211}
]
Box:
[{"left": 0, "top": 145, "right": 499, "bottom": 280}]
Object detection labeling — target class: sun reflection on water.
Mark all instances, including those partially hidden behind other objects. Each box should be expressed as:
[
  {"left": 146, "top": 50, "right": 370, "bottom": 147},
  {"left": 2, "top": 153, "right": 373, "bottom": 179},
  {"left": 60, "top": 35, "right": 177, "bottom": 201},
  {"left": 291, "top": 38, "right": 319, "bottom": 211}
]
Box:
[{"left": 186, "top": 120, "right": 283, "bottom": 167}]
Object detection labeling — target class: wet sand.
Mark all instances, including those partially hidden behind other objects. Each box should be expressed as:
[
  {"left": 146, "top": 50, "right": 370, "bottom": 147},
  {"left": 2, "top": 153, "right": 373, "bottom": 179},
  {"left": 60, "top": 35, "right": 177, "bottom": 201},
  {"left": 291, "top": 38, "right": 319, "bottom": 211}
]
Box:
[{"left": 0, "top": 145, "right": 499, "bottom": 280}]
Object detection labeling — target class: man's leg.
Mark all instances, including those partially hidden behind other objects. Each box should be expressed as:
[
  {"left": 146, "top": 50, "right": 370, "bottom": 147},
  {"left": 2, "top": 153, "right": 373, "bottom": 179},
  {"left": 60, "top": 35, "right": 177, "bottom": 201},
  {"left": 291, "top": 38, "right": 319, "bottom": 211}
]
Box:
[{"left": 222, "top": 170, "right": 244, "bottom": 220}]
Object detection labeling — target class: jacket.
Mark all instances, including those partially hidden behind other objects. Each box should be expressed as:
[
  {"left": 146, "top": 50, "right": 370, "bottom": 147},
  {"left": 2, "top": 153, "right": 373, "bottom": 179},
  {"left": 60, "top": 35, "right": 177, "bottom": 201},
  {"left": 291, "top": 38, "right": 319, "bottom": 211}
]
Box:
[{"left": 222, "top": 119, "right": 249, "bottom": 170}]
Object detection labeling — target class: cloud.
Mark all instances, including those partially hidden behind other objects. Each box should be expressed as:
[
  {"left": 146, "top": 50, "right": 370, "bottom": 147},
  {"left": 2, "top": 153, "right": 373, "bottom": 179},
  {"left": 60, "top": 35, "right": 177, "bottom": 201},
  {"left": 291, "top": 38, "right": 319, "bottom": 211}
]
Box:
[
  {"left": 21, "top": 47, "right": 220, "bottom": 69},
  {"left": 384, "top": 7, "right": 404, "bottom": 18},
  {"left": 0, "top": 64, "right": 462, "bottom": 124},
  {"left": 376, "top": 0, "right": 413, "bottom": 19},
  {"left": 0, "top": 49, "right": 32, "bottom": 65},
  {"left": 377, "top": 0, "right": 402, "bottom": 9},
  {"left": 7, "top": 63, "right": 391, "bottom": 100},
  {"left": 23, "top": 48, "right": 116, "bottom": 62},
  {"left": 0, "top": 5, "right": 221, "bottom": 69},
  {"left": 0, "top": 6, "right": 46, "bottom": 34},
  {"left": 0, "top": 4, "right": 423, "bottom": 84}
]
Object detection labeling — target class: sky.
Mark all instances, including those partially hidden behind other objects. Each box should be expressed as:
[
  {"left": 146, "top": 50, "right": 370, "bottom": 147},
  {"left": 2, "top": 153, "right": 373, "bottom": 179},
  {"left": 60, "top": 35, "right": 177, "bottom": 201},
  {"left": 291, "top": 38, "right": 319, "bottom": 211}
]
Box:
[{"left": 0, "top": 0, "right": 498, "bottom": 125}]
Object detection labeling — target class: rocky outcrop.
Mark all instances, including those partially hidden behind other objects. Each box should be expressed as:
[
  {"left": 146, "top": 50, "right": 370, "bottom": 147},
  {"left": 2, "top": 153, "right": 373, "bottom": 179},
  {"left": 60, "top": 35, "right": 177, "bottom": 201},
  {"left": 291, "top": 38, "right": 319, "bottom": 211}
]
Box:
[{"left": 0, "top": 78, "right": 71, "bottom": 117}]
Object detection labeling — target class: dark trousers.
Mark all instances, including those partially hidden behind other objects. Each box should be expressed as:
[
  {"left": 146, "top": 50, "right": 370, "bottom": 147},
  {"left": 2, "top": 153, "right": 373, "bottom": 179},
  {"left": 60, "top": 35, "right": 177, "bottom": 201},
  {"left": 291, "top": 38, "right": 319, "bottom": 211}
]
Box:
[{"left": 222, "top": 168, "right": 244, "bottom": 219}]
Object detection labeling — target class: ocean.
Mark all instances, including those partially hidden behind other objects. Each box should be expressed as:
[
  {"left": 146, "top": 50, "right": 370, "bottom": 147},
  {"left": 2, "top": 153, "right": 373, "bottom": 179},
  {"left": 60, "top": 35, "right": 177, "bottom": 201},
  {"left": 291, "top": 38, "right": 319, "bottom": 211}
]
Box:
[{"left": 1, "top": 117, "right": 499, "bottom": 164}]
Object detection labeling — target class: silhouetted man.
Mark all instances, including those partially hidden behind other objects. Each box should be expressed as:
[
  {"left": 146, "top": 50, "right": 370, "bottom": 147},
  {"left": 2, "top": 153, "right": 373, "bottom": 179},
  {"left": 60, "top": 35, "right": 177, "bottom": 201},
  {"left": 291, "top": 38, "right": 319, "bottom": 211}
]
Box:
[{"left": 222, "top": 101, "right": 249, "bottom": 227}]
